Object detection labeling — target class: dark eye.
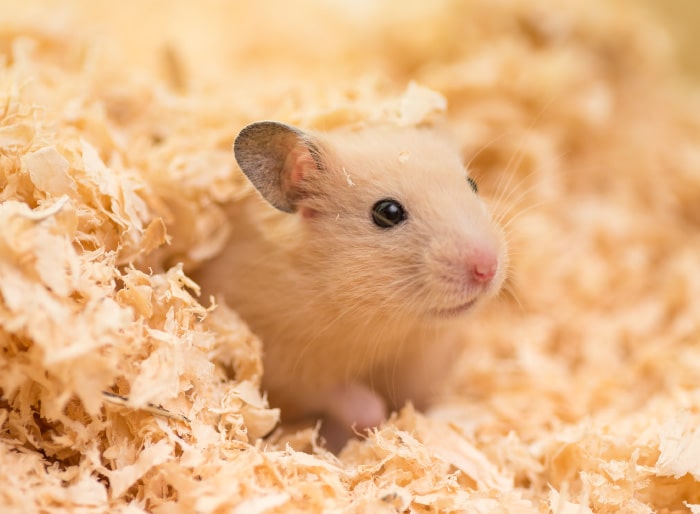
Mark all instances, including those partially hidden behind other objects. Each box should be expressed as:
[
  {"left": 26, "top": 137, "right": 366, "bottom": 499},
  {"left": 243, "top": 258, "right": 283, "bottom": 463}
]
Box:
[
  {"left": 467, "top": 177, "right": 479, "bottom": 194},
  {"left": 371, "top": 198, "right": 407, "bottom": 228}
]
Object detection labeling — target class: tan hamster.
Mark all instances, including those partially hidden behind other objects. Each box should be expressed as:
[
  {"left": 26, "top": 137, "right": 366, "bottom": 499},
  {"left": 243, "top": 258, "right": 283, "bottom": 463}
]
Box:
[{"left": 196, "top": 121, "right": 507, "bottom": 445}]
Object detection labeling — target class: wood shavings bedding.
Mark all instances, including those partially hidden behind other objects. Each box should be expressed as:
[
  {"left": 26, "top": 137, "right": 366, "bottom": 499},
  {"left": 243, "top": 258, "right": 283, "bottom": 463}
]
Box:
[{"left": 0, "top": 0, "right": 699, "bottom": 512}]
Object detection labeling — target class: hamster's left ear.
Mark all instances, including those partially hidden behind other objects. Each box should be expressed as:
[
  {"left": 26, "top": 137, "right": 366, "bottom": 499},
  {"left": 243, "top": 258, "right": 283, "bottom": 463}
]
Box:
[{"left": 233, "top": 121, "right": 323, "bottom": 213}]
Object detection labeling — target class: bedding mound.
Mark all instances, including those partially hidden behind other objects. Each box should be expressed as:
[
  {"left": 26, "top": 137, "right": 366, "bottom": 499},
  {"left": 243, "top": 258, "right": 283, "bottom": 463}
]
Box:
[{"left": 1, "top": 0, "right": 699, "bottom": 512}]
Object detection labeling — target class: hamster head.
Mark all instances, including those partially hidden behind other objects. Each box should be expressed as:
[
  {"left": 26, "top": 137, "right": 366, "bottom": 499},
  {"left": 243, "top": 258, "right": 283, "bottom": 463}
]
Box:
[{"left": 234, "top": 121, "right": 507, "bottom": 322}]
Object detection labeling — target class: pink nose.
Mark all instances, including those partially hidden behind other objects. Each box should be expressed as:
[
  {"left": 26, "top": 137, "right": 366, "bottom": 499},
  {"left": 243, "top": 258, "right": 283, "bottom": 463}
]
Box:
[{"left": 470, "top": 252, "right": 498, "bottom": 284}]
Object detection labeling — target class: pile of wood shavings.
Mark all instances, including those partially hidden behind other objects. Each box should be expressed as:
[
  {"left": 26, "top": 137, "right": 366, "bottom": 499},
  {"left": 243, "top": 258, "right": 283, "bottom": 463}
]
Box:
[{"left": 1, "top": 1, "right": 700, "bottom": 512}]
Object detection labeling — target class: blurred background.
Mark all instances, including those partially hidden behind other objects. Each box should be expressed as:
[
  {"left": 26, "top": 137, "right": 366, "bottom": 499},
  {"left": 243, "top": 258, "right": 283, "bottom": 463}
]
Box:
[
  {"left": 641, "top": 0, "right": 700, "bottom": 79},
  {"left": 1, "top": 0, "right": 698, "bottom": 89}
]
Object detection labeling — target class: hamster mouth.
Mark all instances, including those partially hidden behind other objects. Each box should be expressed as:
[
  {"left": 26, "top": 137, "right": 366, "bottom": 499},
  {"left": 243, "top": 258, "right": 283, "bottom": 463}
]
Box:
[{"left": 430, "top": 297, "right": 478, "bottom": 318}]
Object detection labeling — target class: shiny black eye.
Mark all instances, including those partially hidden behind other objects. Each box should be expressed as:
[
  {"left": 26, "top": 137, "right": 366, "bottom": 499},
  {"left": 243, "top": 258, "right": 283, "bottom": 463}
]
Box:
[
  {"left": 371, "top": 198, "right": 406, "bottom": 228},
  {"left": 467, "top": 177, "right": 479, "bottom": 194}
]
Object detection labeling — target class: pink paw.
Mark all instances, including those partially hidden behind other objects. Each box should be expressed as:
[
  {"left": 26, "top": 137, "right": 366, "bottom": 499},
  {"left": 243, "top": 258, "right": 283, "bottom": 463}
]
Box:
[
  {"left": 319, "top": 382, "right": 387, "bottom": 452},
  {"left": 325, "top": 382, "right": 387, "bottom": 432}
]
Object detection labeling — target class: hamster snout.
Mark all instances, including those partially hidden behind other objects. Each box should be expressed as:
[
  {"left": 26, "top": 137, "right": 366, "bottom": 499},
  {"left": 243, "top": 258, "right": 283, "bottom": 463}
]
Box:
[
  {"left": 423, "top": 222, "right": 505, "bottom": 319},
  {"left": 470, "top": 249, "right": 499, "bottom": 284}
]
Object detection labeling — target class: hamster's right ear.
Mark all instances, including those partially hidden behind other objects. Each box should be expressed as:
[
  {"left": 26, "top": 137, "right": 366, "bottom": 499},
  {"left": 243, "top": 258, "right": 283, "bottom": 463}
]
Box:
[{"left": 233, "top": 121, "right": 323, "bottom": 213}]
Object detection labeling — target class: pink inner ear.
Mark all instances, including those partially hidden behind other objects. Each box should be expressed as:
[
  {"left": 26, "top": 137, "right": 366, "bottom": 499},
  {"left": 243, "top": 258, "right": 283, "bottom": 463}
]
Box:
[{"left": 283, "top": 144, "right": 317, "bottom": 186}]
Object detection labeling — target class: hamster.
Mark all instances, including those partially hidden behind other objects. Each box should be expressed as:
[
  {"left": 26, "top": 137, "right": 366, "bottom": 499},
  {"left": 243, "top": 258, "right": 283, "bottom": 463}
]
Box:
[{"left": 195, "top": 121, "right": 507, "bottom": 445}]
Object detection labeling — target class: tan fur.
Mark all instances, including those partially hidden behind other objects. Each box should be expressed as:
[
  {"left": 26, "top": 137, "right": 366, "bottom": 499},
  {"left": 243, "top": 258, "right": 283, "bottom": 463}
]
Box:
[{"left": 196, "top": 125, "right": 507, "bottom": 425}]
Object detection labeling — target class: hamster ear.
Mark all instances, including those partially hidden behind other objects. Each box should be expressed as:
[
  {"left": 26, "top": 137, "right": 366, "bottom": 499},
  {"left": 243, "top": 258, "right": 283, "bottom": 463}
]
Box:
[{"left": 233, "top": 121, "right": 323, "bottom": 213}]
